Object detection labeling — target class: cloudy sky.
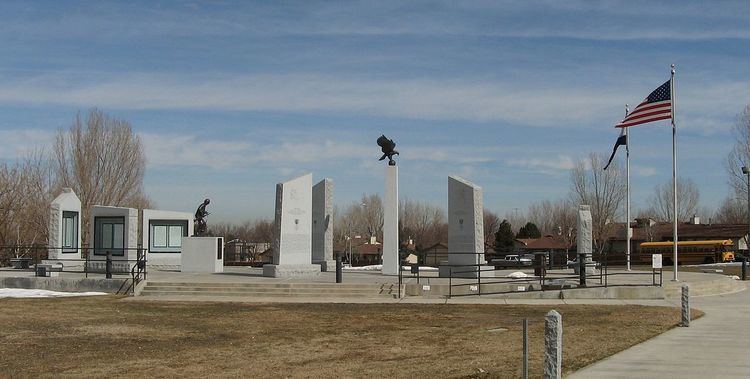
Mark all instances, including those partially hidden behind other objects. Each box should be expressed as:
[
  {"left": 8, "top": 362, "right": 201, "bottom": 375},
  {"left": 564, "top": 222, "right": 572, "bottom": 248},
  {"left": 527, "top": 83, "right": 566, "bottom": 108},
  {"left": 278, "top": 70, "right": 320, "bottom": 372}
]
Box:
[{"left": 1, "top": 1, "right": 748, "bottom": 223}]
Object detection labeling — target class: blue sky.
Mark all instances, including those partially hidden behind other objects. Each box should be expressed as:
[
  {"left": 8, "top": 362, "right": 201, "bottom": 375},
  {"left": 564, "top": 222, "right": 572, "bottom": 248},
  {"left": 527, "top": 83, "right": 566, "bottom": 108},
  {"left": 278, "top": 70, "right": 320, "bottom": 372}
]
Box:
[{"left": 1, "top": 1, "right": 748, "bottom": 223}]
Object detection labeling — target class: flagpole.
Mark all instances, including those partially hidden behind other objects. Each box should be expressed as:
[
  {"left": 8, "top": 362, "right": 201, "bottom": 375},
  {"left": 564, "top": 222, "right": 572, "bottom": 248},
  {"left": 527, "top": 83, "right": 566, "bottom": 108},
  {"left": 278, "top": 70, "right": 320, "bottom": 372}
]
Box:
[
  {"left": 625, "top": 104, "right": 631, "bottom": 271},
  {"left": 671, "top": 64, "right": 678, "bottom": 281}
]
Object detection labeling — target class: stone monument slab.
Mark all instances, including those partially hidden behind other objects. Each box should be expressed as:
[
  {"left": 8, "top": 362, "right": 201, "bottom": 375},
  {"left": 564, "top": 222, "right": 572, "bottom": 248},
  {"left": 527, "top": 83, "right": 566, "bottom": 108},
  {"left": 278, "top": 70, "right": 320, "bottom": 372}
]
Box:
[
  {"left": 443, "top": 176, "right": 493, "bottom": 278},
  {"left": 575, "top": 205, "right": 597, "bottom": 275},
  {"left": 312, "top": 178, "right": 335, "bottom": 271},
  {"left": 263, "top": 173, "right": 320, "bottom": 278}
]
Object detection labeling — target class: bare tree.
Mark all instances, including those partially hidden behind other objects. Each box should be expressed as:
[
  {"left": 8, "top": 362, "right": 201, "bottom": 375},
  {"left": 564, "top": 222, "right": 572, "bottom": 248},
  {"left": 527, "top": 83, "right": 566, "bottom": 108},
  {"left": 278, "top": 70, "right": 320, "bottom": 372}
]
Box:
[
  {"left": 503, "top": 208, "right": 528, "bottom": 235},
  {"left": 714, "top": 195, "right": 746, "bottom": 224},
  {"left": 569, "top": 153, "right": 626, "bottom": 253},
  {"left": 527, "top": 198, "right": 576, "bottom": 237},
  {"left": 483, "top": 209, "right": 501, "bottom": 247},
  {"left": 0, "top": 152, "right": 55, "bottom": 247},
  {"left": 726, "top": 105, "right": 750, "bottom": 198},
  {"left": 643, "top": 177, "right": 700, "bottom": 222},
  {"left": 332, "top": 194, "right": 385, "bottom": 247},
  {"left": 54, "top": 109, "right": 152, "bottom": 244},
  {"left": 400, "top": 198, "right": 446, "bottom": 248}
]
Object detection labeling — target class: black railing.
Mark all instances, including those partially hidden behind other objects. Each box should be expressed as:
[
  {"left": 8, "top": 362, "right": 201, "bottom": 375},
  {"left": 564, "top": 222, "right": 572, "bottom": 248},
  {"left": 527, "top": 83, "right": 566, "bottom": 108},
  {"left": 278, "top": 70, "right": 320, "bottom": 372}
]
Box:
[
  {"left": 1, "top": 245, "right": 148, "bottom": 295},
  {"left": 397, "top": 250, "right": 663, "bottom": 298}
]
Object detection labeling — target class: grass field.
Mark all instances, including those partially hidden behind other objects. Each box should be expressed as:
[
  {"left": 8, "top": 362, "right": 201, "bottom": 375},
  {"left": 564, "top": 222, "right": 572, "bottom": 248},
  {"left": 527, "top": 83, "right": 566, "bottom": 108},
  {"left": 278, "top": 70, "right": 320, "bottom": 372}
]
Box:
[{"left": 0, "top": 296, "right": 691, "bottom": 378}]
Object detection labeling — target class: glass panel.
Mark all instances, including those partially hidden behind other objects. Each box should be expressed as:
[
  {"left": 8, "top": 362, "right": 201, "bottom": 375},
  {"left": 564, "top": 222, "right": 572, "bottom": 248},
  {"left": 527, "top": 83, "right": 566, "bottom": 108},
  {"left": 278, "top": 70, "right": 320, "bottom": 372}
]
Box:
[
  {"left": 102, "top": 224, "right": 113, "bottom": 249},
  {"left": 113, "top": 224, "right": 124, "bottom": 249},
  {"left": 153, "top": 225, "right": 168, "bottom": 247},
  {"left": 168, "top": 225, "right": 183, "bottom": 248},
  {"left": 63, "top": 217, "right": 74, "bottom": 248}
]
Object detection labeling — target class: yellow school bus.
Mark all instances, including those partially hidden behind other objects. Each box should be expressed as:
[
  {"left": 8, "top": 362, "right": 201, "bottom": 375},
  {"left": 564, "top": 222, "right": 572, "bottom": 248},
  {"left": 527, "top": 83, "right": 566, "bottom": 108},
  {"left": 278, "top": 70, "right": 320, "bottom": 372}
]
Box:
[{"left": 639, "top": 240, "right": 735, "bottom": 266}]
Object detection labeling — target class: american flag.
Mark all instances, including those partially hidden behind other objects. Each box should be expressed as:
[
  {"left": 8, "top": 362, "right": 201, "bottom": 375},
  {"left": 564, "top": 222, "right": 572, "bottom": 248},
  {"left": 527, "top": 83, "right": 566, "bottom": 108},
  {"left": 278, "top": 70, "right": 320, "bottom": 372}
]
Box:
[{"left": 616, "top": 80, "right": 672, "bottom": 128}]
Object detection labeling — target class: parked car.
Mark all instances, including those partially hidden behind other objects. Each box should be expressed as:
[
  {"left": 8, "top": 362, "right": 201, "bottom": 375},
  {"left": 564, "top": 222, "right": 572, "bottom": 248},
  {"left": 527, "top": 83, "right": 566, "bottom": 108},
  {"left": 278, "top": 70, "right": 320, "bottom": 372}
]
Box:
[{"left": 491, "top": 254, "right": 532, "bottom": 269}]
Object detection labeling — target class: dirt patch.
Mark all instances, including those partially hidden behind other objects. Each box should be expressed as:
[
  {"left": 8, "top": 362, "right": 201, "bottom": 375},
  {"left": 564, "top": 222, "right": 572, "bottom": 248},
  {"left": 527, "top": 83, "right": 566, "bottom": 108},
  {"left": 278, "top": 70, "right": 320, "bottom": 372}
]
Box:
[{"left": 0, "top": 296, "right": 696, "bottom": 378}]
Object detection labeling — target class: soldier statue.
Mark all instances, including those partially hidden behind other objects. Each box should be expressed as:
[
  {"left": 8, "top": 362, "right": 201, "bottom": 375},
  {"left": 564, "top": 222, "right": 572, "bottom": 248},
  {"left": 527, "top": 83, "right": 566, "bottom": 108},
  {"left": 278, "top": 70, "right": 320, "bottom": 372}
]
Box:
[{"left": 194, "top": 198, "right": 211, "bottom": 236}]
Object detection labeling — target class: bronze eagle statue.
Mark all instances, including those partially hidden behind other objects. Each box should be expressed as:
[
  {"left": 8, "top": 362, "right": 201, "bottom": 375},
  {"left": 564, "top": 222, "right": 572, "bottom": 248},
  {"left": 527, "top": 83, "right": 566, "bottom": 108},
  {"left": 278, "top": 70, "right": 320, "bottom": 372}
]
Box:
[{"left": 377, "top": 134, "right": 399, "bottom": 166}]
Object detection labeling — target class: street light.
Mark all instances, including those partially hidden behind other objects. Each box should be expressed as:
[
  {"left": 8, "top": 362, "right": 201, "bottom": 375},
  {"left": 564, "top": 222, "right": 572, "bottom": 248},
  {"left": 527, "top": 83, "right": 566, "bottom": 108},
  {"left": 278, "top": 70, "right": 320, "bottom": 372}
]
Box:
[{"left": 742, "top": 166, "right": 750, "bottom": 255}]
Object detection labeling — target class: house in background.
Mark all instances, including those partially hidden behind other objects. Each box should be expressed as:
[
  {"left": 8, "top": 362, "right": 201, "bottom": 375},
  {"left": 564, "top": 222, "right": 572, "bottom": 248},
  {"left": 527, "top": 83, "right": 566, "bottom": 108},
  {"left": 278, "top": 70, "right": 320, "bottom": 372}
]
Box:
[
  {"left": 422, "top": 242, "right": 448, "bottom": 267},
  {"left": 334, "top": 235, "right": 383, "bottom": 266},
  {"left": 606, "top": 217, "right": 749, "bottom": 264},
  {"left": 514, "top": 235, "right": 574, "bottom": 267}
]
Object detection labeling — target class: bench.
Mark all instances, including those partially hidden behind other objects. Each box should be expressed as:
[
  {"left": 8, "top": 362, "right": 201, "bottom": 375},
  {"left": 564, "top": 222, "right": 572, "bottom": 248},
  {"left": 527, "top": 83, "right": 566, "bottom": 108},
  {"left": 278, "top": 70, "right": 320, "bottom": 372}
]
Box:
[
  {"left": 35, "top": 263, "right": 64, "bottom": 277},
  {"left": 10, "top": 258, "right": 33, "bottom": 269}
]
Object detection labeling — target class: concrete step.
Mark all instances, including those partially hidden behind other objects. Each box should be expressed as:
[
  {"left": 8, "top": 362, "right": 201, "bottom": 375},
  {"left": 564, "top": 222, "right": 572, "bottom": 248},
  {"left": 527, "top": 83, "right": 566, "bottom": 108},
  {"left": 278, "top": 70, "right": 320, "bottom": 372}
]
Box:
[
  {"left": 138, "top": 282, "right": 402, "bottom": 299},
  {"left": 142, "top": 286, "right": 397, "bottom": 294},
  {"left": 139, "top": 290, "right": 397, "bottom": 298},
  {"left": 146, "top": 282, "right": 396, "bottom": 289}
]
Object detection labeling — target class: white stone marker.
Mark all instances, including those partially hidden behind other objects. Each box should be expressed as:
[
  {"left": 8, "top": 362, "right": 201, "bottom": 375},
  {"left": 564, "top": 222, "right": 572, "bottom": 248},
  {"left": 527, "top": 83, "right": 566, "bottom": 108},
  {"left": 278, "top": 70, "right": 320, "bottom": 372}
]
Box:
[
  {"left": 181, "top": 236, "right": 224, "bottom": 273},
  {"left": 544, "top": 310, "right": 563, "bottom": 379},
  {"left": 681, "top": 285, "right": 690, "bottom": 327},
  {"left": 312, "top": 178, "right": 335, "bottom": 271},
  {"left": 48, "top": 188, "right": 82, "bottom": 261},
  {"left": 263, "top": 173, "right": 320, "bottom": 278},
  {"left": 445, "top": 176, "right": 488, "bottom": 278},
  {"left": 382, "top": 165, "right": 399, "bottom": 275},
  {"left": 576, "top": 205, "right": 596, "bottom": 275}
]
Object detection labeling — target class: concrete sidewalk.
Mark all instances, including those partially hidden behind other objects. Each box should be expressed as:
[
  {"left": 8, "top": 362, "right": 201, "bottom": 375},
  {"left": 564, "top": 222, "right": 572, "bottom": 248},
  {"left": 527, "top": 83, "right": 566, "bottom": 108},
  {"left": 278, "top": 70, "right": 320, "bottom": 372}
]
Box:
[{"left": 569, "top": 287, "right": 750, "bottom": 378}]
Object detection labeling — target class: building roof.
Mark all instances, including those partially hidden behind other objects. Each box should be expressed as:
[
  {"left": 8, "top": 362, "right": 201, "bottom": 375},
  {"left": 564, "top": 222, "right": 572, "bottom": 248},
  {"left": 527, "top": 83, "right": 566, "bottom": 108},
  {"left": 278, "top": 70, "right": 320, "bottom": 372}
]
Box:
[
  {"left": 608, "top": 222, "right": 749, "bottom": 242},
  {"left": 516, "top": 235, "right": 572, "bottom": 250}
]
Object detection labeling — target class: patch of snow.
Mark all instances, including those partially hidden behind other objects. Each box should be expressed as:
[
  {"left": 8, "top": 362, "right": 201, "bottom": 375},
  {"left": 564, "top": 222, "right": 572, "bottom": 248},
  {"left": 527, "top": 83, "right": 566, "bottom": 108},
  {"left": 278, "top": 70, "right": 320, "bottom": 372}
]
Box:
[
  {"left": 506, "top": 271, "right": 531, "bottom": 279},
  {"left": 0, "top": 288, "right": 107, "bottom": 298}
]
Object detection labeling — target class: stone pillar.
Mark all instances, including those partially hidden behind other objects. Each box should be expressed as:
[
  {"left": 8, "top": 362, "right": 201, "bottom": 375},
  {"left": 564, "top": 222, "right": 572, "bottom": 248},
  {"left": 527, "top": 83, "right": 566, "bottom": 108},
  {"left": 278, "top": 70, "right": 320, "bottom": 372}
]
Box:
[
  {"left": 544, "top": 310, "right": 563, "bottom": 379},
  {"left": 681, "top": 285, "right": 690, "bottom": 327},
  {"left": 576, "top": 205, "right": 596, "bottom": 275},
  {"left": 443, "top": 176, "right": 489, "bottom": 278},
  {"left": 382, "top": 165, "right": 399, "bottom": 275},
  {"left": 312, "top": 178, "right": 335, "bottom": 271},
  {"left": 263, "top": 173, "right": 320, "bottom": 278}
]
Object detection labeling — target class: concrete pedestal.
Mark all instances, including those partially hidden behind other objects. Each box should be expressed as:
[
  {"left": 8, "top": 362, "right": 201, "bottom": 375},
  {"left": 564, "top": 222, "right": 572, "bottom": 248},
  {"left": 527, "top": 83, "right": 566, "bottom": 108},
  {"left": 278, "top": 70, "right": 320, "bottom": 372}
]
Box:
[
  {"left": 382, "top": 165, "right": 399, "bottom": 275},
  {"left": 313, "top": 260, "right": 337, "bottom": 272},
  {"left": 263, "top": 264, "right": 321, "bottom": 278},
  {"left": 181, "top": 237, "right": 224, "bottom": 273}
]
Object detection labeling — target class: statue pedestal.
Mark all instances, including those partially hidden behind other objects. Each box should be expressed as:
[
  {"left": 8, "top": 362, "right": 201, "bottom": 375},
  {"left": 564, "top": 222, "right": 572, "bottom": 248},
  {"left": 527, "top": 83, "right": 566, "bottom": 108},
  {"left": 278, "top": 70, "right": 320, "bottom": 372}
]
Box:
[
  {"left": 181, "top": 237, "right": 224, "bottom": 273},
  {"left": 263, "top": 264, "right": 320, "bottom": 278}
]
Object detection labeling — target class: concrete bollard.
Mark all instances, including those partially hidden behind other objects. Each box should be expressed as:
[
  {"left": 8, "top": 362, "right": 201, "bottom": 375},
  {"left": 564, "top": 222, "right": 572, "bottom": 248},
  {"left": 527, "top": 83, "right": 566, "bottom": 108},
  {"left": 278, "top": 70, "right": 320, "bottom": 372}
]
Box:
[
  {"left": 335, "top": 254, "right": 343, "bottom": 284},
  {"left": 105, "top": 251, "right": 113, "bottom": 279},
  {"left": 741, "top": 257, "right": 747, "bottom": 281},
  {"left": 681, "top": 285, "right": 690, "bottom": 327},
  {"left": 544, "top": 310, "right": 562, "bottom": 379}
]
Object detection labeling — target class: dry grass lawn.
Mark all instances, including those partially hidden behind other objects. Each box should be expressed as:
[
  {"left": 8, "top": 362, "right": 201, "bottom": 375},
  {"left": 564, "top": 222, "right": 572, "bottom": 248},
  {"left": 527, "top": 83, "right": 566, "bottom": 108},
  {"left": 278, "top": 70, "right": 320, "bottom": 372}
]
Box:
[{"left": 0, "top": 296, "right": 693, "bottom": 378}]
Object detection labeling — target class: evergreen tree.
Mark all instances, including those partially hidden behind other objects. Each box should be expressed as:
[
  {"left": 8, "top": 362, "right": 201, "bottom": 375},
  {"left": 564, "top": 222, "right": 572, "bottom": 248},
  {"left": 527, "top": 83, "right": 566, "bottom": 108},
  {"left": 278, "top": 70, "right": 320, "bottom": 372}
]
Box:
[
  {"left": 516, "top": 222, "right": 542, "bottom": 239},
  {"left": 493, "top": 220, "right": 515, "bottom": 253}
]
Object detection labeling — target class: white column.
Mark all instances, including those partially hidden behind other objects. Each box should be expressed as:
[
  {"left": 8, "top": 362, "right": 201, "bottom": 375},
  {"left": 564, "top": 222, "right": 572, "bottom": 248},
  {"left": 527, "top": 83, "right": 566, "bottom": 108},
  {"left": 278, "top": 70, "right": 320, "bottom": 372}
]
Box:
[{"left": 382, "top": 165, "right": 399, "bottom": 275}]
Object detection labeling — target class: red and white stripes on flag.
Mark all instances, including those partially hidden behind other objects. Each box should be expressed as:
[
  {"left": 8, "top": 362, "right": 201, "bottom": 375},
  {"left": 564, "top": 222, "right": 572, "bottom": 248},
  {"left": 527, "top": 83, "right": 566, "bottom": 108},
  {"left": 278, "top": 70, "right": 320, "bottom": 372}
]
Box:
[{"left": 616, "top": 80, "right": 672, "bottom": 128}]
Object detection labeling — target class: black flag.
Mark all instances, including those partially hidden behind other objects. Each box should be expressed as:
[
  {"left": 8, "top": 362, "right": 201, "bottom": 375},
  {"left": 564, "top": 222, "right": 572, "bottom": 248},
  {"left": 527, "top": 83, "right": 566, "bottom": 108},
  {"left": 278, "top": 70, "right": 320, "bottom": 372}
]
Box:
[{"left": 603, "top": 129, "right": 627, "bottom": 170}]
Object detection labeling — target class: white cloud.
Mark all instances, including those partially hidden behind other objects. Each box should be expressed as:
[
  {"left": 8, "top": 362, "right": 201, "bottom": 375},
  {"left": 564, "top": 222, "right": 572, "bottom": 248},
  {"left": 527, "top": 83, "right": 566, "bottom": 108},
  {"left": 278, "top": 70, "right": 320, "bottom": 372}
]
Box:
[
  {"left": 506, "top": 155, "right": 576, "bottom": 174},
  {"left": 0, "top": 74, "right": 638, "bottom": 127},
  {"left": 0, "top": 129, "right": 54, "bottom": 160},
  {"left": 632, "top": 165, "right": 658, "bottom": 177}
]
